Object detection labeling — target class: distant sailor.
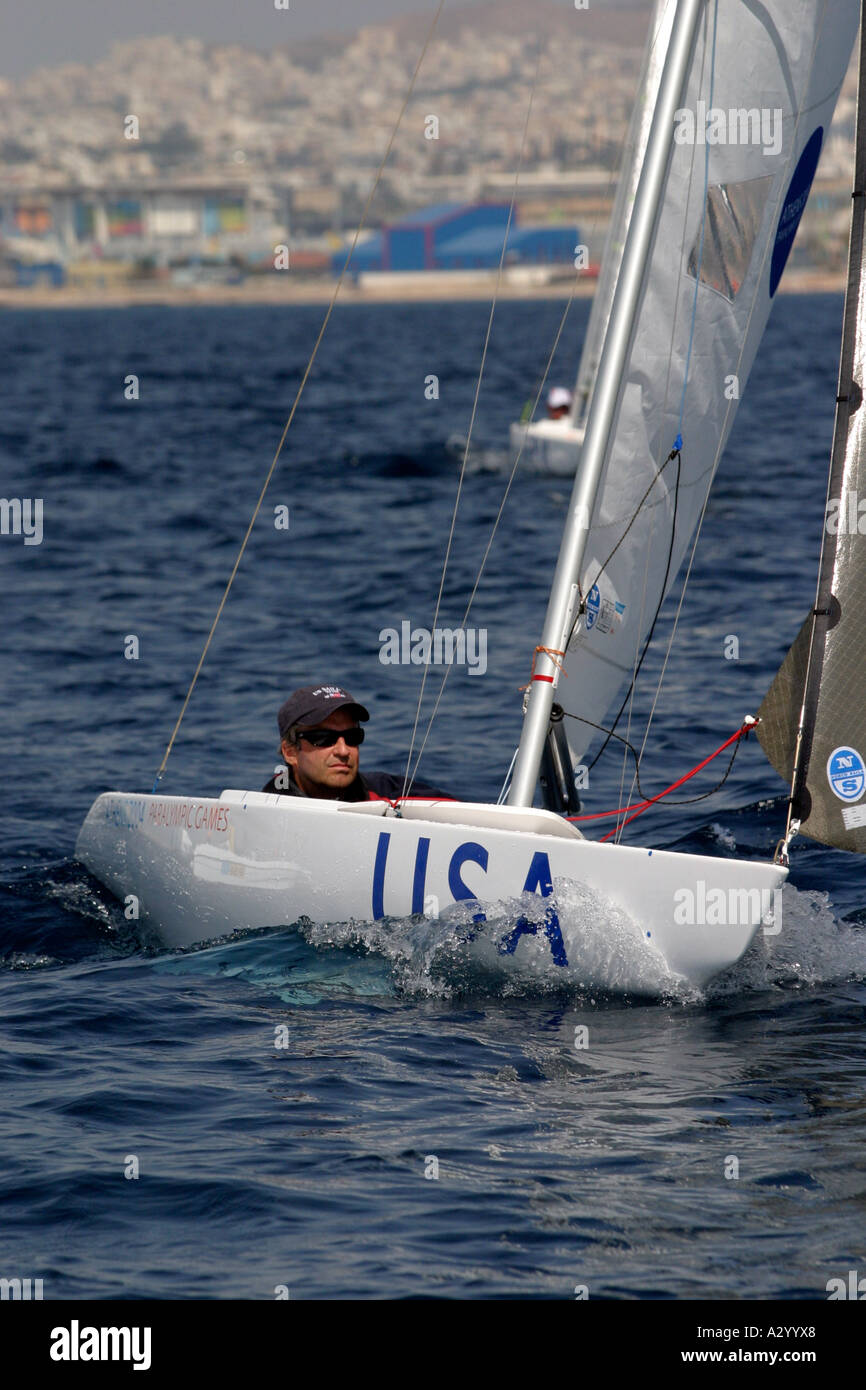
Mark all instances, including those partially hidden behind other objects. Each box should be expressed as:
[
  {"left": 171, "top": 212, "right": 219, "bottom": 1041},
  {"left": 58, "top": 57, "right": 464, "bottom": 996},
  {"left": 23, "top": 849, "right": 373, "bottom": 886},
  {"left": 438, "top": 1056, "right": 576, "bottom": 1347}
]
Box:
[
  {"left": 262, "top": 684, "right": 454, "bottom": 802},
  {"left": 546, "top": 386, "right": 573, "bottom": 420}
]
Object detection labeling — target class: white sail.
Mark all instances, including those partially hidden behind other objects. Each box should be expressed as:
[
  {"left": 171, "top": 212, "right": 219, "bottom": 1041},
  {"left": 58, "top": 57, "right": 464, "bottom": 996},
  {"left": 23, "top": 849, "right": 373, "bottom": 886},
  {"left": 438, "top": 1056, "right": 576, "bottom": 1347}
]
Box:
[{"left": 557, "top": 0, "right": 859, "bottom": 768}]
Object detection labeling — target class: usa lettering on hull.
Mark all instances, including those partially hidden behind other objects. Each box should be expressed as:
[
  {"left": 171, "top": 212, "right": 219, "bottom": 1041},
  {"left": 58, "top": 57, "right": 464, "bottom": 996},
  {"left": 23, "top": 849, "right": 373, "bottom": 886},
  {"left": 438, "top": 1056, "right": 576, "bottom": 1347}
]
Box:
[{"left": 371, "top": 833, "right": 568, "bottom": 967}]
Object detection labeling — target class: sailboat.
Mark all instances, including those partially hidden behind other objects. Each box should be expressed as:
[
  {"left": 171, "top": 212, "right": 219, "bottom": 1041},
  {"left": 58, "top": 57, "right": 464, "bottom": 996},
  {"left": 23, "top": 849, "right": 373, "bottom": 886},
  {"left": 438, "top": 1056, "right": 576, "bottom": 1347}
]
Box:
[{"left": 77, "top": 0, "right": 862, "bottom": 992}]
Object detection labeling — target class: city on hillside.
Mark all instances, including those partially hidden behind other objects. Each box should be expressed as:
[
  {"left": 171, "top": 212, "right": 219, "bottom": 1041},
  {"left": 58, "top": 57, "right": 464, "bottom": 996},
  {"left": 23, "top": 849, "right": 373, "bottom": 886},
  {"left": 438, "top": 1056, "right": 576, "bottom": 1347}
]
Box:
[{"left": 0, "top": 1, "right": 858, "bottom": 295}]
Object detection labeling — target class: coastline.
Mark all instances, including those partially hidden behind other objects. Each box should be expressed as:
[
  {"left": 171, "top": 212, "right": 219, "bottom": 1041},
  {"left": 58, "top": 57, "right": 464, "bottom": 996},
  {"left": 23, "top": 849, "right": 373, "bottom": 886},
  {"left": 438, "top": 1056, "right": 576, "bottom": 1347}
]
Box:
[{"left": 0, "top": 267, "right": 846, "bottom": 310}]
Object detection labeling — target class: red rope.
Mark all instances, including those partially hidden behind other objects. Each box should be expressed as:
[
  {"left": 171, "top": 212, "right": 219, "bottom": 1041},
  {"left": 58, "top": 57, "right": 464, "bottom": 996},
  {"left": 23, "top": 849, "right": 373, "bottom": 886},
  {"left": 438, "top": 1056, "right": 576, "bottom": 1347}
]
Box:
[{"left": 566, "top": 718, "right": 757, "bottom": 841}]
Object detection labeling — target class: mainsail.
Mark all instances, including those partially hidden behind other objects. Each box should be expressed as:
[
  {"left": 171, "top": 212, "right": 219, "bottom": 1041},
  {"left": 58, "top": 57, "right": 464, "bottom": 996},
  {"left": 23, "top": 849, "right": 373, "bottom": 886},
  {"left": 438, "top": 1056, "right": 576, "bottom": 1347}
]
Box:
[
  {"left": 758, "top": 6, "right": 866, "bottom": 854},
  {"left": 556, "top": 0, "right": 859, "bottom": 771}
]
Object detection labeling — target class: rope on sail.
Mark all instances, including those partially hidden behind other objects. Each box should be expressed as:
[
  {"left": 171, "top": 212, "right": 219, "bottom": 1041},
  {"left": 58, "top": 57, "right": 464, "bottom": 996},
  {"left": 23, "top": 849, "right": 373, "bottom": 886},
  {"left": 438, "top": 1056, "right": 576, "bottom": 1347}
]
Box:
[
  {"left": 151, "top": 0, "right": 446, "bottom": 791},
  {"left": 400, "top": 41, "right": 545, "bottom": 798},
  {"left": 579, "top": 444, "right": 682, "bottom": 775}
]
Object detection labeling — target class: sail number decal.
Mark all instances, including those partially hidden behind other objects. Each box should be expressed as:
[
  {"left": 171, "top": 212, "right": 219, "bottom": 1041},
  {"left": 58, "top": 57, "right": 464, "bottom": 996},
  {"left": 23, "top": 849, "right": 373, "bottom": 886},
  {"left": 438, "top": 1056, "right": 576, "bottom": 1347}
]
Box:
[
  {"left": 371, "top": 831, "right": 568, "bottom": 967},
  {"left": 826, "top": 746, "right": 866, "bottom": 802}
]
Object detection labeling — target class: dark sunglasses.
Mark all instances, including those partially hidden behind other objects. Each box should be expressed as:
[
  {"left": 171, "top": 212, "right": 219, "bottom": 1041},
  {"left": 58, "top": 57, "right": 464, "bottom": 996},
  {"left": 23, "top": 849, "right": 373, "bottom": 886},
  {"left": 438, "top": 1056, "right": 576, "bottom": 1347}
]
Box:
[{"left": 297, "top": 726, "right": 364, "bottom": 749}]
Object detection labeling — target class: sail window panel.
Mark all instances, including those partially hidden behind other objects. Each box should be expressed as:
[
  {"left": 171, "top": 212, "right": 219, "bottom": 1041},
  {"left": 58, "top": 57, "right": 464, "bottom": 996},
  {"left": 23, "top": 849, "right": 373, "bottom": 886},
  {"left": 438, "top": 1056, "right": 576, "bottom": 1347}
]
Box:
[{"left": 687, "top": 175, "right": 774, "bottom": 301}]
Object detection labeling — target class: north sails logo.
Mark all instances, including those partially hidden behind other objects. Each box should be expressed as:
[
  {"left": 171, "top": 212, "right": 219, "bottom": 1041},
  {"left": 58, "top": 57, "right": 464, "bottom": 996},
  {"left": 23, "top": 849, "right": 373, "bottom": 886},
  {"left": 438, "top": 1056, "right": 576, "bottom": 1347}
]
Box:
[
  {"left": 49, "top": 1320, "right": 152, "bottom": 1371},
  {"left": 827, "top": 746, "right": 866, "bottom": 803},
  {"left": 312, "top": 686, "right": 347, "bottom": 700}
]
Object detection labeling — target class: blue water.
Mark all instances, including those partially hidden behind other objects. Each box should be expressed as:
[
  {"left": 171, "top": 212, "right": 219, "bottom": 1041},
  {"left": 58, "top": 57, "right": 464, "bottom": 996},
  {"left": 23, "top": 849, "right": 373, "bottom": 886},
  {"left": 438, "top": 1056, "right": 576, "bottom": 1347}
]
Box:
[{"left": 2, "top": 296, "right": 865, "bottom": 1299}]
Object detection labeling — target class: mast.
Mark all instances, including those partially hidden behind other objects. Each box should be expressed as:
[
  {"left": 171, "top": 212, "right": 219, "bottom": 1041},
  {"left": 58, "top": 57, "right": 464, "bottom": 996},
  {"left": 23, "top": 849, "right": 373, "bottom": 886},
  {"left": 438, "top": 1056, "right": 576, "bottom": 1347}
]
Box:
[{"left": 508, "top": 0, "right": 705, "bottom": 809}]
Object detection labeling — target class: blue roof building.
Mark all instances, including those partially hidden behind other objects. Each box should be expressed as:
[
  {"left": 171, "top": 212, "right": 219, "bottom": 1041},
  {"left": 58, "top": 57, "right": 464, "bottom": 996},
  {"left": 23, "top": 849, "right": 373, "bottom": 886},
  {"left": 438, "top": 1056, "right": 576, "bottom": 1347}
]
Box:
[
  {"left": 333, "top": 203, "right": 578, "bottom": 276},
  {"left": 435, "top": 224, "right": 579, "bottom": 270}
]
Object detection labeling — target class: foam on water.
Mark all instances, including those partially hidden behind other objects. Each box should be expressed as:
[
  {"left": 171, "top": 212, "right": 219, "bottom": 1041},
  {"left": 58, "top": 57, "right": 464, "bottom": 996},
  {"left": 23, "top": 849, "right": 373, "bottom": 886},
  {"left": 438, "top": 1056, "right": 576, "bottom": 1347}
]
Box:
[
  {"left": 708, "top": 882, "right": 866, "bottom": 998},
  {"left": 299, "top": 877, "right": 866, "bottom": 1004},
  {"left": 303, "top": 880, "right": 708, "bottom": 1002}
]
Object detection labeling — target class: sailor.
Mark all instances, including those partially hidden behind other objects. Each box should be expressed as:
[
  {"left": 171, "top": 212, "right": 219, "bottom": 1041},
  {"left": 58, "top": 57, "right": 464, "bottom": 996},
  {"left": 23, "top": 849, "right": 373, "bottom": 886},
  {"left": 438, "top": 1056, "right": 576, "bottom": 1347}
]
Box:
[
  {"left": 546, "top": 386, "right": 573, "bottom": 420},
  {"left": 262, "top": 684, "right": 454, "bottom": 802}
]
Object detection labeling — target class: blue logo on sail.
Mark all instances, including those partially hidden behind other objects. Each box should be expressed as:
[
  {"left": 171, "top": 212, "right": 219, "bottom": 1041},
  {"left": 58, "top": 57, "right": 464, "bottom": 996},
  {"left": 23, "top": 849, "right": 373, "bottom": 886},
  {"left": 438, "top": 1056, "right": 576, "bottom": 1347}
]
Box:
[
  {"left": 585, "top": 584, "right": 600, "bottom": 630},
  {"left": 769, "top": 127, "right": 823, "bottom": 297},
  {"left": 826, "top": 746, "right": 866, "bottom": 802}
]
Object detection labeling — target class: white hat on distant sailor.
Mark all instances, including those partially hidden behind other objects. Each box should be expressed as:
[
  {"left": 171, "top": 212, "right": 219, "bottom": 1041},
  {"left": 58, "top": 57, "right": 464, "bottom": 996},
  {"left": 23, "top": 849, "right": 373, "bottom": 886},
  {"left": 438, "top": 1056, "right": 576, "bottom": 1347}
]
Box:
[{"left": 547, "top": 386, "right": 573, "bottom": 409}]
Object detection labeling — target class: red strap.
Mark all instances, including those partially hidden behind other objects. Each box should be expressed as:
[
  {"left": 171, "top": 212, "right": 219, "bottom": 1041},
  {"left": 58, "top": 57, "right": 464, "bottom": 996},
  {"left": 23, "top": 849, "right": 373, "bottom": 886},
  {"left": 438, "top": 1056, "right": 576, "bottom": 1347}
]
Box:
[
  {"left": 566, "top": 720, "right": 756, "bottom": 840},
  {"left": 519, "top": 646, "right": 567, "bottom": 691}
]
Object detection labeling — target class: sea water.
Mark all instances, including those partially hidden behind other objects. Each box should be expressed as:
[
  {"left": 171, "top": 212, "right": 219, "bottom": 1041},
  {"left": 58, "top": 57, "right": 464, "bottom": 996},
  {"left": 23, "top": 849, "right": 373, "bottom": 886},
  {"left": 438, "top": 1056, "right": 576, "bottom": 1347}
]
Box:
[{"left": 1, "top": 296, "right": 864, "bottom": 1298}]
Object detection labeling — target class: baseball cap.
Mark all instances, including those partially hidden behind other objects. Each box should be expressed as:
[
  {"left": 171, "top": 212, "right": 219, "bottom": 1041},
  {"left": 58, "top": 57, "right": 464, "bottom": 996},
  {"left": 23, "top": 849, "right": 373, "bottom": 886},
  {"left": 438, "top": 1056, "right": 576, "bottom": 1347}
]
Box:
[
  {"left": 547, "top": 386, "right": 573, "bottom": 409},
  {"left": 278, "top": 684, "right": 370, "bottom": 739}
]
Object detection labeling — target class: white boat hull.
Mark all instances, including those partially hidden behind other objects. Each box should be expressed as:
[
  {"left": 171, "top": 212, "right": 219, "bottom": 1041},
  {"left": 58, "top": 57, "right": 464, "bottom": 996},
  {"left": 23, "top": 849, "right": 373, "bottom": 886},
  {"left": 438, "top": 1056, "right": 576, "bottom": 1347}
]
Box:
[
  {"left": 75, "top": 791, "right": 786, "bottom": 992},
  {"left": 509, "top": 419, "right": 584, "bottom": 475}
]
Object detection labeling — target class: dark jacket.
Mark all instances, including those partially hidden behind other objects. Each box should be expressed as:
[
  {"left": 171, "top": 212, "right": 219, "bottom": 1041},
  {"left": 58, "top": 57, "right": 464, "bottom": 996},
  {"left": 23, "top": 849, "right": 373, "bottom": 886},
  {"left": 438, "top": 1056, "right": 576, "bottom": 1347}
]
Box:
[{"left": 261, "top": 767, "right": 454, "bottom": 802}]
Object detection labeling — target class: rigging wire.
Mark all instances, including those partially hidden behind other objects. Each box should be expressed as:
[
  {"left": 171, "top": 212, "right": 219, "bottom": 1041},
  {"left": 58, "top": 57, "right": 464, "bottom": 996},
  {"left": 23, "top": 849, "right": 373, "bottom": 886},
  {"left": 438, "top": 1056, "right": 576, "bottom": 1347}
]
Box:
[
  {"left": 151, "top": 0, "right": 446, "bottom": 791},
  {"left": 403, "top": 296, "right": 575, "bottom": 794},
  {"left": 400, "top": 41, "right": 545, "bottom": 798},
  {"left": 496, "top": 747, "right": 519, "bottom": 805}
]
